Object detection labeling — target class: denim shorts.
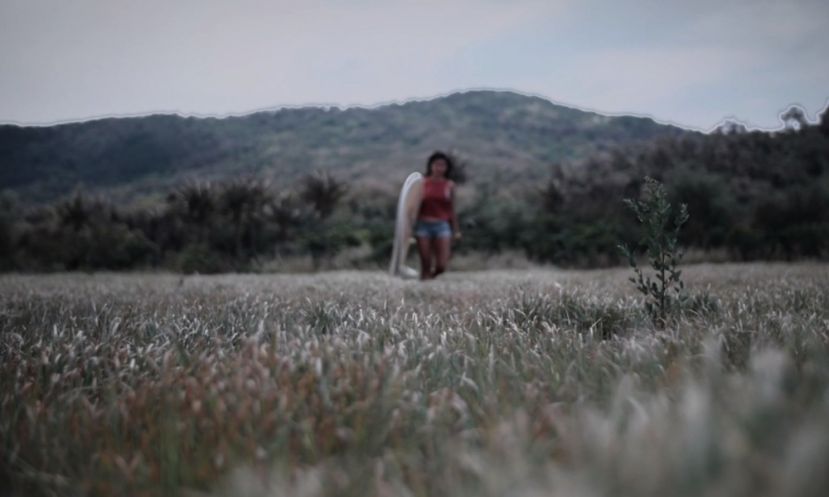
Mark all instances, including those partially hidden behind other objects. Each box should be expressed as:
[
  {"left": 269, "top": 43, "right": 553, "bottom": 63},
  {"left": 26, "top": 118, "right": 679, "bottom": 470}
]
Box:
[{"left": 414, "top": 220, "right": 452, "bottom": 239}]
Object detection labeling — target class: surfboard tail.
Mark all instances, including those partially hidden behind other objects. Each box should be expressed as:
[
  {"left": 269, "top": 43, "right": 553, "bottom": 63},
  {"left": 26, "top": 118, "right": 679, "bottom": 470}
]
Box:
[
  {"left": 390, "top": 172, "right": 423, "bottom": 277},
  {"left": 399, "top": 265, "right": 419, "bottom": 279}
]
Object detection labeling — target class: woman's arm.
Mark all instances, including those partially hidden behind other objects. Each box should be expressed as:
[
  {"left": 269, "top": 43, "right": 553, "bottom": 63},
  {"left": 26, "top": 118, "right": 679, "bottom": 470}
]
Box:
[{"left": 449, "top": 181, "right": 461, "bottom": 240}]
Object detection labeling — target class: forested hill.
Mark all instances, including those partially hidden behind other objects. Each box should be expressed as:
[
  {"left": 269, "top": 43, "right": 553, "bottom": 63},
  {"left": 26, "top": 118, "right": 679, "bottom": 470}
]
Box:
[{"left": 0, "top": 90, "right": 696, "bottom": 204}]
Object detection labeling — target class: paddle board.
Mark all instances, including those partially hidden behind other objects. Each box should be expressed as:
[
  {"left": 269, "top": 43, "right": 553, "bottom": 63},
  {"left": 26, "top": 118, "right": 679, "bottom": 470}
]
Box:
[{"left": 389, "top": 172, "right": 423, "bottom": 278}]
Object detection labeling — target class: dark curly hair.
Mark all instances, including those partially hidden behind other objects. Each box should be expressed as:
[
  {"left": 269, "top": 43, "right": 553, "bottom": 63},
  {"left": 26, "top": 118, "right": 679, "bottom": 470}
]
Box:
[{"left": 425, "top": 151, "right": 454, "bottom": 179}]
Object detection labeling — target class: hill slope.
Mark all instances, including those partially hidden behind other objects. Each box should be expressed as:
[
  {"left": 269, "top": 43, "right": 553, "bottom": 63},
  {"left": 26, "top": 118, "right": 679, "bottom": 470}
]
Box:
[{"left": 0, "top": 90, "right": 697, "bottom": 203}]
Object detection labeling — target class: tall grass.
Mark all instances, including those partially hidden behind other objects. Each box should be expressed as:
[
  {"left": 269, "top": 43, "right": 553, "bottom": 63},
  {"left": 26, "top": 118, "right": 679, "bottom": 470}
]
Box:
[{"left": 1, "top": 264, "right": 827, "bottom": 496}]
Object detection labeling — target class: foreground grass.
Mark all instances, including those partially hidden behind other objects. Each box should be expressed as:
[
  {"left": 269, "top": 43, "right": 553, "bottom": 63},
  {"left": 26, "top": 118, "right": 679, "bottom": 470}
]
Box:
[{"left": 1, "top": 264, "right": 828, "bottom": 496}]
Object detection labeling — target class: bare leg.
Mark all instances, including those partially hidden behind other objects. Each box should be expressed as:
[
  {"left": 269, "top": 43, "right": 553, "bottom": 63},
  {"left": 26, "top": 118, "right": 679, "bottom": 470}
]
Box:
[
  {"left": 431, "top": 237, "right": 451, "bottom": 278},
  {"left": 416, "top": 237, "right": 433, "bottom": 280}
]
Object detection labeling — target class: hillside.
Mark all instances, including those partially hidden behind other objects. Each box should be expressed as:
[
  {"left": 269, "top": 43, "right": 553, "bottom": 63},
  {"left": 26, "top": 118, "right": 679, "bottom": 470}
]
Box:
[
  {"left": 0, "top": 90, "right": 697, "bottom": 204},
  {"left": 0, "top": 105, "right": 826, "bottom": 272}
]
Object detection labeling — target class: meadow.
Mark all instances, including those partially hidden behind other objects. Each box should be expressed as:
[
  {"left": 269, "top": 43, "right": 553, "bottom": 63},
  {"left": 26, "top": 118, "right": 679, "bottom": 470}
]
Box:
[{"left": 1, "top": 263, "right": 828, "bottom": 496}]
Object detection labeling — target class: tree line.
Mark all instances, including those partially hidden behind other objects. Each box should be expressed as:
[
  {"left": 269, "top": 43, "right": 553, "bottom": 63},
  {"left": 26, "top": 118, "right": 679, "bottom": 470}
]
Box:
[
  {"left": 1, "top": 106, "right": 827, "bottom": 272},
  {"left": 0, "top": 172, "right": 370, "bottom": 272}
]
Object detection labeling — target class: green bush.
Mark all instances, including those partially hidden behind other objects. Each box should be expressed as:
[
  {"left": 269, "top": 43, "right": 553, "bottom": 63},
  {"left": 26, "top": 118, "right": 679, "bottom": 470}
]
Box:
[
  {"left": 619, "top": 177, "right": 689, "bottom": 326},
  {"left": 176, "top": 244, "right": 230, "bottom": 274}
]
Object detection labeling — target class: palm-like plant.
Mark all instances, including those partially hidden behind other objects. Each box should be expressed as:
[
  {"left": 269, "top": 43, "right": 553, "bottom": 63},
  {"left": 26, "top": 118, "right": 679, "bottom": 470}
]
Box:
[{"left": 300, "top": 171, "right": 347, "bottom": 220}]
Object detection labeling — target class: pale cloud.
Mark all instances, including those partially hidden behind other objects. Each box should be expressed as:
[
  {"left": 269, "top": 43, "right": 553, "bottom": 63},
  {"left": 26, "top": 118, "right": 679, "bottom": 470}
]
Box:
[
  {"left": 0, "top": 0, "right": 826, "bottom": 129},
  {"left": 682, "top": 0, "right": 826, "bottom": 45},
  {"left": 0, "top": 0, "right": 573, "bottom": 122},
  {"left": 465, "top": 0, "right": 829, "bottom": 130},
  {"left": 529, "top": 42, "right": 780, "bottom": 131},
  {"left": 556, "top": 45, "right": 760, "bottom": 105}
]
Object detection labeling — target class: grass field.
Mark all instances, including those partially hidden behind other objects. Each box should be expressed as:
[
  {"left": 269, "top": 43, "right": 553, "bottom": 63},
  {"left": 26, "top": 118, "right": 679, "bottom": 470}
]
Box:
[{"left": 1, "top": 263, "right": 828, "bottom": 496}]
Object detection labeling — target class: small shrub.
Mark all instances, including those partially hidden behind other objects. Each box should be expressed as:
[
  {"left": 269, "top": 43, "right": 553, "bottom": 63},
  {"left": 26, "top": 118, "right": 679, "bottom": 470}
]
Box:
[
  {"left": 619, "top": 177, "right": 689, "bottom": 326},
  {"left": 177, "top": 243, "right": 229, "bottom": 274}
]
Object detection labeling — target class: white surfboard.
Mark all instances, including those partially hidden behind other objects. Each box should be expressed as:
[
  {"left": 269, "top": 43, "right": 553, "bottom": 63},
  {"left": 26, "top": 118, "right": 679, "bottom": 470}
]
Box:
[{"left": 389, "top": 172, "right": 423, "bottom": 278}]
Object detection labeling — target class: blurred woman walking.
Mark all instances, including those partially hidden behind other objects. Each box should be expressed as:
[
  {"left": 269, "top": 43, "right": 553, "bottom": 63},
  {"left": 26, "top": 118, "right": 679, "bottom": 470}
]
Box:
[{"left": 414, "top": 151, "right": 462, "bottom": 280}]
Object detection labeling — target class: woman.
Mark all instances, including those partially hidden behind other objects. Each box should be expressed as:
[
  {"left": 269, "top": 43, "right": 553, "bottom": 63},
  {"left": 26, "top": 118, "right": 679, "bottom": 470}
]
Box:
[{"left": 414, "top": 152, "right": 461, "bottom": 280}]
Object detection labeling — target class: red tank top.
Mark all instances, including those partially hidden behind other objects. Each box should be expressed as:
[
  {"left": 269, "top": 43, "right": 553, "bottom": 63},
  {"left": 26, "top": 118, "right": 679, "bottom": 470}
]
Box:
[{"left": 418, "top": 178, "right": 454, "bottom": 220}]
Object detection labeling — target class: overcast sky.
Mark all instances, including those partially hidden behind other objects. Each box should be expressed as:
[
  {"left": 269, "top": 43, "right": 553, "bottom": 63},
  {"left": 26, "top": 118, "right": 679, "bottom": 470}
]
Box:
[{"left": 1, "top": 0, "right": 827, "bottom": 131}]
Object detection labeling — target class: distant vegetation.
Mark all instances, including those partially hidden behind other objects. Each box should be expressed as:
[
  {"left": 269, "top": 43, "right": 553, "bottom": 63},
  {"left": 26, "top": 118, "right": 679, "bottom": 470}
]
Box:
[
  {"left": 0, "top": 173, "right": 367, "bottom": 273},
  {"left": 0, "top": 91, "right": 692, "bottom": 205},
  {"left": 1, "top": 93, "right": 827, "bottom": 272},
  {"left": 518, "top": 105, "right": 829, "bottom": 264}
]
